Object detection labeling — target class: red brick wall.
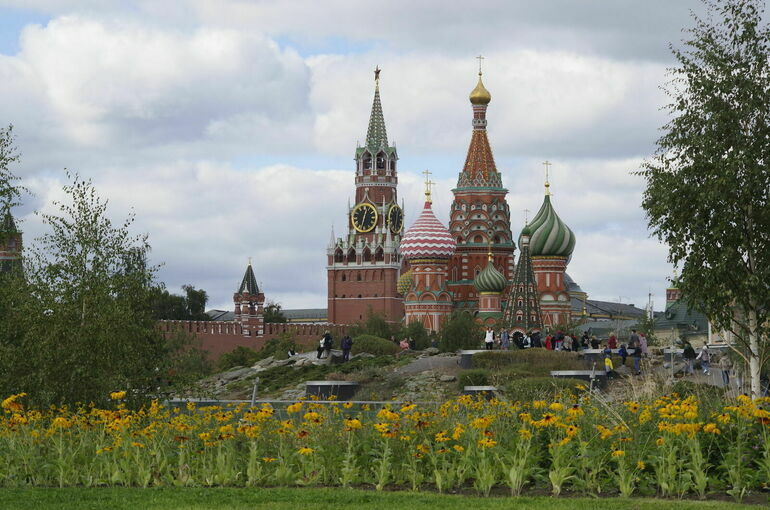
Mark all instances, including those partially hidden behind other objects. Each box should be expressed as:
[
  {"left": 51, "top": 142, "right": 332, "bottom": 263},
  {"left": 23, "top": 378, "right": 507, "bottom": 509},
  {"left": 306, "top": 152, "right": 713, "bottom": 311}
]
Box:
[{"left": 159, "top": 321, "right": 348, "bottom": 360}]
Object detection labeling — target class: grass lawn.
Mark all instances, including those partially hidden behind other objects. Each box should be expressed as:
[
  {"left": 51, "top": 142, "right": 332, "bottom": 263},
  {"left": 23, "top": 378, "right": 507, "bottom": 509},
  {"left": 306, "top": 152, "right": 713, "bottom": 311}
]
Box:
[{"left": 0, "top": 487, "right": 760, "bottom": 510}]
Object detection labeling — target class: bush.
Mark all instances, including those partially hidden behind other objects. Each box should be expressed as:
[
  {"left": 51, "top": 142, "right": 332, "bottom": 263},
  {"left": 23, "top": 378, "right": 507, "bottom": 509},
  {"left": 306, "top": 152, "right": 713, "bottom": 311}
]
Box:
[
  {"left": 458, "top": 369, "right": 491, "bottom": 388},
  {"left": 439, "top": 313, "right": 482, "bottom": 352},
  {"left": 351, "top": 334, "right": 399, "bottom": 356},
  {"left": 348, "top": 311, "right": 396, "bottom": 339},
  {"left": 397, "top": 321, "right": 431, "bottom": 350},
  {"left": 217, "top": 346, "right": 261, "bottom": 371},
  {"left": 256, "top": 333, "right": 298, "bottom": 361},
  {"left": 503, "top": 377, "right": 584, "bottom": 402},
  {"left": 472, "top": 349, "right": 586, "bottom": 375}
]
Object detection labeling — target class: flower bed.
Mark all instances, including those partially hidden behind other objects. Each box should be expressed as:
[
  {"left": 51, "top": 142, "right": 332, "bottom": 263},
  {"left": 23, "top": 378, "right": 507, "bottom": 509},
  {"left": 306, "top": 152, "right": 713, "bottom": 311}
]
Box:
[{"left": 1, "top": 391, "right": 769, "bottom": 502}]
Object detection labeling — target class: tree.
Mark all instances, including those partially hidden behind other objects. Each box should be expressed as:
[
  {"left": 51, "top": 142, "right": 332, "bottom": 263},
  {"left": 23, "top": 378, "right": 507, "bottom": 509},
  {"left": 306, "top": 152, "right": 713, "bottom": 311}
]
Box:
[
  {"left": 183, "top": 284, "right": 209, "bottom": 320},
  {"left": 0, "top": 125, "right": 25, "bottom": 211},
  {"left": 348, "top": 309, "right": 394, "bottom": 339},
  {"left": 640, "top": 0, "right": 770, "bottom": 396},
  {"left": 150, "top": 284, "right": 210, "bottom": 321},
  {"left": 263, "top": 301, "right": 287, "bottom": 323},
  {"left": 439, "top": 313, "right": 482, "bottom": 352},
  {"left": 0, "top": 172, "right": 188, "bottom": 407}
]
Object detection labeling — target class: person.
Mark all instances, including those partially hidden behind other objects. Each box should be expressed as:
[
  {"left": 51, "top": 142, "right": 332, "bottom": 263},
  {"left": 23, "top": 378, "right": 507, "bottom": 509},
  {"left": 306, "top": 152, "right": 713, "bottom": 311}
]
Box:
[
  {"left": 530, "top": 331, "right": 542, "bottom": 348},
  {"left": 562, "top": 335, "right": 572, "bottom": 352},
  {"left": 571, "top": 334, "right": 580, "bottom": 351},
  {"left": 390, "top": 335, "right": 398, "bottom": 345},
  {"left": 718, "top": 354, "right": 733, "bottom": 387},
  {"left": 639, "top": 333, "right": 649, "bottom": 357},
  {"left": 590, "top": 335, "right": 600, "bottom": 349},
  {"left": 288, "top": 348, "right": 297, "bottom": 357},
  {"left": 340, "top": 335, "right": 353, "bottom": 362},
  {"left": 500, "top": 328, "right": 510, "bottom": 350},
  {"left": 628, "top": 329, "right": 640, "bottom": 350},
  {"left": 608, "top": 334, "right": 618, "bottom": 350},
  {"left": 408, "top": 337, "right": 416, "bottom": 350},
  {"left": 581, "top": 332, "right": 590, "bottom": 350},
  {"left": 484, "top": 327, "right": 495, "bottom": 350},
  {"left": 554, "top": 331, "right": 565, "bottom": 351},
  {"left": 398, "top": 338, "right": 410, "bottom": 357},
  {"left": 544, "top": 335, "right": 552, "bottom": 350},
  {"left": 683, "top": 341, "right": 696, "bottom": 375},
  {"left": 604, "top": 353, "right": 614, "bottom": 376},
  {"left": 323, "top": 331, "right": 333, "bottom": 359},
  {"left": 618, "top": 344, "right": 628, "bottom": 366},
  {"left": 696, "top": 345, "right": 711, "bottom": 376},
  {"left": 316, "top": 336, "right": 325, "bottom": 359},
  {"left": 631, "top": 340, "right": 643, "bottom": 375},
  {"left": 522, "top": 333, "right": 531, "bottom": 349}
]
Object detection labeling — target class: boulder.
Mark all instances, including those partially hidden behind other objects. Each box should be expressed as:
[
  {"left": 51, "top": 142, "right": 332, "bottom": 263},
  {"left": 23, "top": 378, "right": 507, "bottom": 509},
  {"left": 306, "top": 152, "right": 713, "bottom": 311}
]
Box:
[
  {"left": 439, "top": 374, "right": 456, "bottom": 382},
  {"left": 252, "top": 356, "right": 275, "bottom": 369},
  {"left": 424, "top": 347, "right": 441, "bottom": 356},
  {"left": 221, "top": 367, "right": 253, "bottom": 382}
]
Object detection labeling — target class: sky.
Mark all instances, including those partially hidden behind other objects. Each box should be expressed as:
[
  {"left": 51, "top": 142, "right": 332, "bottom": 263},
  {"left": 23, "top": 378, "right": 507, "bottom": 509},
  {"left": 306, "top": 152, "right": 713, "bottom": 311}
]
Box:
[{"left": 0, "top": 0, "right": 706, "bottom": 313}]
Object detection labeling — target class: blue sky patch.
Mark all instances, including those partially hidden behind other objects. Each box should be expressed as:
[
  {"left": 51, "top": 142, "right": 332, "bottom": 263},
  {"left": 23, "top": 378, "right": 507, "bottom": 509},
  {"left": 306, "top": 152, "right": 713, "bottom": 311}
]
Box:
[{"left": 0, "top": 7, "right": 49, "bottom": 55}]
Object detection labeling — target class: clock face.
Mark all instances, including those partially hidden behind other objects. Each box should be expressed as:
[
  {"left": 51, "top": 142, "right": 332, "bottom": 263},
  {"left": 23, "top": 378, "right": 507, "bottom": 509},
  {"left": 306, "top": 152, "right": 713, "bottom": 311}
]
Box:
[
  {"left": 387, "top": 204, "right": 403, "bottom": 233},
  {"left": 351, "top": 203, "right": 378, "bottom": 232}
]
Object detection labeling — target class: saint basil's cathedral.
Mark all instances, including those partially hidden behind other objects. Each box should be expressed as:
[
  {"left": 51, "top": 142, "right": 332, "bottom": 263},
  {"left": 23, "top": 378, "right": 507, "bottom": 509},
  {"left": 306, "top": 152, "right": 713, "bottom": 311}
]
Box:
[{"left": 327, "top": 67, "right": 577, "bottom": 334}]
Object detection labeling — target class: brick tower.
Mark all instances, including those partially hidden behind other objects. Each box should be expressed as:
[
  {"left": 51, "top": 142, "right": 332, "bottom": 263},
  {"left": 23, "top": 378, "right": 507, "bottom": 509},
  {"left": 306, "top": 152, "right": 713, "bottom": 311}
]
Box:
[
  {"left": 447, "top": 66, "right": 515, "bottom": 314},
  {"left": 233, "top": 261, "right": 265, "bottom": 337},
  {"left": 400, "top": 182, "right": 457, "bottom": 333},
  {"left": 527, "top": 172, "right": 575, "bottom": 330},
  {"left": 327, "top": 68, "right": 404, "bottom": 324},
  {"left": 0, "top": 207, "right": 22, "bottom": 274}
]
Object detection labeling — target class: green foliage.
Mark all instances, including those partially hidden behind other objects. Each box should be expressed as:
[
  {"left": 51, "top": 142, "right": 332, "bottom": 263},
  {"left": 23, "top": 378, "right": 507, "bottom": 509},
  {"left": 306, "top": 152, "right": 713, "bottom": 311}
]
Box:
[
  {"left": 636, "top": 313, "right": 659, "bottom": 346},
  {"left": 0, "top": 125, "right": 26, "bottom": 212},
  {"left": 162, "top": 329, "right": 213, "bottom": 391},
  {"left": 472, "top": 350, "right": 587, "bottom": 375},
  {"left": 348, "top": 310, "right": 395, "bottom": 339},
  {"left": 351, "top": 334, "right": 399, "bottom": 356},
  {"left": 255, "top": 355, "right": 397, "bottom": 393},
  {"left": 0, "top": 172, "right": 173, "bottom": 408},
  {"left": 150, "top": 284, "right": 210, "bottom": 321},
  {"left": 218, "top": 346, "right": 261, "bottom": 371},
  {"left": 263, "top": 301, "right": 287, "bottom": 324},
  {"left": 439, "top": 313, "right": 482, "bottom": 352},
  {"left": 639, "top": 0, "right": 770, "bottom": 394},
  {"left": 397, "top": 321, "right": 430, "bottom": 350},
  {"left": 458, "top": 369, "right": 491, "bottom": 388},
  {"left": 503, "top": 377, "right": 584, "bottom": 402}
]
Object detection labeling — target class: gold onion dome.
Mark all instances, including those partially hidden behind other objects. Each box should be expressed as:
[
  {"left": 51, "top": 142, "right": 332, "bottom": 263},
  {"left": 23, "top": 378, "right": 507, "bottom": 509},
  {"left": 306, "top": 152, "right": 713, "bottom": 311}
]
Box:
[
  {"left": 397, "top": 270, "right": 414, "bottom": 296},
  {"left": 474, "top": 258, "right": 507, "bottom": 294},
  {"left": 469, "top": 73, "right": 491, "bottom": 105}
]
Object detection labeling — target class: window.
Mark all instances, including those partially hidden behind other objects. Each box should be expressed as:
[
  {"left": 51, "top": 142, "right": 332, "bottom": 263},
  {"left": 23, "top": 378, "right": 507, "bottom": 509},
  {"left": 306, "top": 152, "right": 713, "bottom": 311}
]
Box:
[
  {"left": 358, "top": 294, "right": 362, "bottom": 298},
  {"left": 341, "top": 273, "right": 346, "bottom": 281},
  {"left": 474, "top": 235, "right": 483, "bottom": 243},
  {"left": 357, "top": 273, "right": 362, "bottom": 281},
  {"left": 375, "top": 247, "right": 384, "bottom": 261},
  {"left": 363, "top": 248, "right": 372, "bottom": 262},
  {"left": 334, "top": 249, "right": 344, "bottom": 263}
]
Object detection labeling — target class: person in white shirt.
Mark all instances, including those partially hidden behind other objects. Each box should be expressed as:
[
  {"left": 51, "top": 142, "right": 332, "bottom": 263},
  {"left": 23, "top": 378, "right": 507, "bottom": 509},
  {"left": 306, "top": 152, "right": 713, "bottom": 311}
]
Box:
[{"left": 484, "top": 327, "right": 495, "bottom": 350}]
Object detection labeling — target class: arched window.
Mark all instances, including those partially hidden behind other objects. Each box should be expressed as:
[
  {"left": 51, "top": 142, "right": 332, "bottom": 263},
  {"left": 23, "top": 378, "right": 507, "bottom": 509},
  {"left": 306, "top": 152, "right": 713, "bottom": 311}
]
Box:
[
  {"left": 357, "top": 272, "right": 362, "bottom": 281},
  {"left": 341, "top": 273, "right": 346, "bottom": 282},
  {"left": 334, "top": 248, "right": 344, "bottom": 263},
  {"left": 347, "top": 248, "right": 356, "bottom": 261},
  {"left": 358, "top": 294, "right": 362, "bottom": 298},
  {"left": 517, "top": 314, "right": 523, "bottom": 321},
  {"left": 362, "top": 247, "right": 372, "bottom": 262},
  {"left": 518, "top": 299, "right": 523, "bottom": 308},
  {"left": 474, "top": 235, "right": 483, "bottom": 243},
  {"left": 375, "top": 247, "right": 384, "bottom": 261}
]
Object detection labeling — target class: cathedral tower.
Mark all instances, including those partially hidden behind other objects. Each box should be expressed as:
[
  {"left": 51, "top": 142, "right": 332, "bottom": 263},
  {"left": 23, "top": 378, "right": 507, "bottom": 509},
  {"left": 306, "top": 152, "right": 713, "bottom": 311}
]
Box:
[
  {"left": 327, "top": 68, "right": 404, "bottom": 324},
  {"left": 0, "top": 208, "right": 22, "bottom": 274},
  {"left": 233, "top": 261, "right": 265, "bottom": 337},
  {"left": 527, "top": 169, "right": 575, "bottom": 329},
  {"left": 447, "top": 64, "right": 515, "bottom": 313},
  {"left": 503, "top": 223, "right": 544, "bottom": 334}
]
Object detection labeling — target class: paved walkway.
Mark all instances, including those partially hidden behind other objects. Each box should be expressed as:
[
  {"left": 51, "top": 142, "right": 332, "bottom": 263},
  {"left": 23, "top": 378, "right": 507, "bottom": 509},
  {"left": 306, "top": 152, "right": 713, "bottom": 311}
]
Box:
[{"left": 396, "top": 355, "right": 461, "bottom": 376}]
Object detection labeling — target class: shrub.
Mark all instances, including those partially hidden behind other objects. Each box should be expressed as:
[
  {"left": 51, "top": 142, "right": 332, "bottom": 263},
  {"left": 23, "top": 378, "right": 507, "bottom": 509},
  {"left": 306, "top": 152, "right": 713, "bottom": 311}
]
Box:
[
  {"left": 351, "top": 334, "right": 399, "bottom": 356},
  {"left": 348, "top": 311, "right": 396, "bottom": 339},
  {"left": 439, "top": 312, "right": 482, "bottom": 352},
  {"left": 503, "top": 377, "right": 584, "bottom": 402},
  {"left": 256, "top": 333, "right": 298, "bottom": 361},
  {"left": 458, "top": 369, "right": 491, "bottom": 388},
  {"left": 217, "top": 346, "right": 261, "bottom": 371},
  {"left": 397, "top": 321, "right": 431, "bottom": 350},
  {"left": 472, "top": 349, "right": 586, "bottom": 375}
]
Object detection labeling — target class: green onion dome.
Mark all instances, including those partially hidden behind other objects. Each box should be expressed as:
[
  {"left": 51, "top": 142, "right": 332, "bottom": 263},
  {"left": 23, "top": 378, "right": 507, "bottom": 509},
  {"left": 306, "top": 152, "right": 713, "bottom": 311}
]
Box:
[
  {"left": 397, "top": 270, "right": 413, "bottom": 295},
  {"left": 474, "top": 259, "right": 507, "bottom": 294},
  {"left": 524, "top": 195, "right": 575, "bottom": 258}
]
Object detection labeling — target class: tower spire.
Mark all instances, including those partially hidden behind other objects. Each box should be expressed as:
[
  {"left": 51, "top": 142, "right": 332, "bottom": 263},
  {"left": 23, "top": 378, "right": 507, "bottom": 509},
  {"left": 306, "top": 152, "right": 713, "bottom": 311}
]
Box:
[
  {"left": 366, "top": 66, "right": 388, "bottom": 151},
  {"left": 543, "top": 160, "right": 552, "bottom": 196},
  {"left": 423, "top": 169, "right": 434, "bottom": 203}
]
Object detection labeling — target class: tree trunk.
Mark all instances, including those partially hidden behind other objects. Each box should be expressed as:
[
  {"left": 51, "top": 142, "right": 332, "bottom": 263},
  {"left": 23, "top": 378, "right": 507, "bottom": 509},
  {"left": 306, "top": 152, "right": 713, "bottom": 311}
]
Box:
[{"left": 748, "top": 308, "right": 761, "bottom": 399}]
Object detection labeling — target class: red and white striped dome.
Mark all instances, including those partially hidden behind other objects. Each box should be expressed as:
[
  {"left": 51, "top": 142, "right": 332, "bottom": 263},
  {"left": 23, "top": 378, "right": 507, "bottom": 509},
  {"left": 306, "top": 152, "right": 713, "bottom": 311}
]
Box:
[{"left": 400, "top": 201, "right": 456, "bottom": 260}]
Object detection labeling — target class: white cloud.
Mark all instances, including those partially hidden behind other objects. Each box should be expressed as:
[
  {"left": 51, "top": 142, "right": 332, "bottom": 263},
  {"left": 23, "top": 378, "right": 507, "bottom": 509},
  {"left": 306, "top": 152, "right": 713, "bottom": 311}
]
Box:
[{"left": 0, "top": 4, "right": 684, "bottom": 314}]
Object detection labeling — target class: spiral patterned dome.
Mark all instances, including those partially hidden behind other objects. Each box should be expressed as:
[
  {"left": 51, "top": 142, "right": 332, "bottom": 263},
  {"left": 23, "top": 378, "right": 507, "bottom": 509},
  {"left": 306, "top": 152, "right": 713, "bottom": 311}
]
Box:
[
  {"left": 400, "top": 201, "right": 456, "bottom": 260},
  {"left": 397, "top": 270, "right": 413, "bottom": 295},
  {"left": 474, "top": 259, "right": 507, "bottom": 294},
  {"left": 524, "top": 195, "right": 575, "bottom": 258}
]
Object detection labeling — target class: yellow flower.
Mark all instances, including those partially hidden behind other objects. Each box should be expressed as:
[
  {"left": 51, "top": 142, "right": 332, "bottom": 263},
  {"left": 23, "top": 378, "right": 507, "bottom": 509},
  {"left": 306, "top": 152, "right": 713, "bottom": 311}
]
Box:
[
  {"left": 557, "top": 437, "right": 571, "bottom": 446},
  {"left": 1, "top": 393, "right": 27, "bottom": 412},
  {"left": 470, "top": 416, "right": 493, "bottom": 429},
  {"left": 344, "top": 418, "right": 362, "bottom": 431},
  {"left": 434, "top": 431, "right": 451, "bottom": 443},
  {"left": 262, "top": 457, "right": 277, "bottom": 463},
  {"left": 131, "top": 442, "right": 145, "bottom": 448},
  {"left": 198, "top": 432, "right": 212, "bottom": 442},
  {"left": 297, "top": 447, "right": 314, "bottom": 456},
  {"left": 549, "top": 402, "right": 564, "bottom": 412},
  {"left": 565, "top": 425, "right": 579, "bottom": 437},
  {"left": 416, "top": 444, "right": 430, "bottom": 454},
  {"left": 637, "top": 461, "right": 646, "bottom": 470},
  {"left": 716, "top": 413, "right": 731, "bottom": 424},
  {"left": 110, "top": 391, "right": 127, "bottom": 400},
  {"left": 612, "top": 449, "right": 625, "bottom": 458},
  {"left": 186, "top": 401, "right": 196, "bottom": 411},
  {"left": 451, "top": 424, "right": 465, "bottom": 440},
  {"left": 342, "top": 402, "right": 354, "bottom": 409},
  {"left": 533, "top": 400, "right": 547, "bottom": 409},
  {"left": 518, "top": 428, "right": 532, "bottom": 440},
  {"left": 51, "top": 417, "right": 72, "bottom": 429},
  {"left": 655, "top": 437, "right": 665, "bottom": 446},
  {"left": 400, "top": 403, "right": 417, "bottom": 413},
  {"left": 567, "top": 405, "right": 584, "bottom": 418},
  {"left": 303, "top": 411, "right": 324, "bottom": 424},
  {"left": 286, "top": 402, "right": 303, "bottom": 414},
  {"left": 477, "top": 437, "right": 497, "bottom": 448},
  {"left": 377, "top": 408, "right": 400, "bottom": 421},
  {"left": 453, "top": 445, "right": 464, "bottom": 452},
  {"left": 596, "top": 425, "right": 613, "bottom": 440},
  {"left": 639, "top": 409, "right": 652, "bottom": 424},
  {"left": 703, "top": 423, "right": 721, "bottom": 435}
]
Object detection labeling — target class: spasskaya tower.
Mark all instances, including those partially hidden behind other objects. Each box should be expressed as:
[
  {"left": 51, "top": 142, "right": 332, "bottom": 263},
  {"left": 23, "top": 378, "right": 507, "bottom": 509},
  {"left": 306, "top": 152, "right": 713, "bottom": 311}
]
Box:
[{"left": 327, "top": 68, "right": 404, "bottom": 324}]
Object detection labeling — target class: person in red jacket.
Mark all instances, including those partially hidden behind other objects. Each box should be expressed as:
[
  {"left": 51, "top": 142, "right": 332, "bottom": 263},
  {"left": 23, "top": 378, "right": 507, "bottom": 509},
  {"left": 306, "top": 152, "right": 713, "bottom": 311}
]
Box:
[
  {"left": 545, "top": 335, "right": 553, "bottom": 350},
  {"left": 608, "top": 334, "right": 618, "bottom": 350}
]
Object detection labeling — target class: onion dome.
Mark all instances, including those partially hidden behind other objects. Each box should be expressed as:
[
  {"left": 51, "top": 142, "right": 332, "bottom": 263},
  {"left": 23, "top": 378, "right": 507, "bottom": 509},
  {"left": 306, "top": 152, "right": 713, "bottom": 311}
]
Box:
[
  {"left": 474, "top": 258, "right": 507, "bottom": 294},
  {"left": 525, "top": 195, "right": 575, "bottom": 258},
  {"left": 469, "top": 74, "right": 491, "bottom": 105},
  {"left": 397, "top": 270, "right": 413, "bottom": 295},
  {"left": 400, "top": 201, "right": 456, "bottom": 260}
]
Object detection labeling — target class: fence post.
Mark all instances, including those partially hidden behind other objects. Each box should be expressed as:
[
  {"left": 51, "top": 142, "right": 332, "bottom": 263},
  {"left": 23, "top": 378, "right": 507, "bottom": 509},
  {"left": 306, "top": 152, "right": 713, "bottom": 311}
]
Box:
[{"left": 250, "top": 377, "right": 260, "bottom": 407}]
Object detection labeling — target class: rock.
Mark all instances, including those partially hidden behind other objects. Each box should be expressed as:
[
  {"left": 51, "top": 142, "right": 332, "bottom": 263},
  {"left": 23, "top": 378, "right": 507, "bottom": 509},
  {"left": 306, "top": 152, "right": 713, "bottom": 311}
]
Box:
[
  {"left": 267, "top": 358, "right": 295, "bottom": 369},
  {"left": 252, "top": 356, "right": 275, "bottom": 369},
  {"left": 221, "top": 367, "right": 253, "bottom": 382},
  {"left": 424, "top": 347, "right": 440, "bottom": 356},
  {"left": 439, "top": 374, "right": 456, "bottom": 382}
]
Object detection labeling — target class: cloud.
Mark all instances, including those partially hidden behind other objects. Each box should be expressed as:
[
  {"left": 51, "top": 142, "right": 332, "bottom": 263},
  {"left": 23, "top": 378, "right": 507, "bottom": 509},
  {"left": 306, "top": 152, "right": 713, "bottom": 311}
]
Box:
[{"left": 0, "top": 4, "right": 685, "bottom": 314}]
